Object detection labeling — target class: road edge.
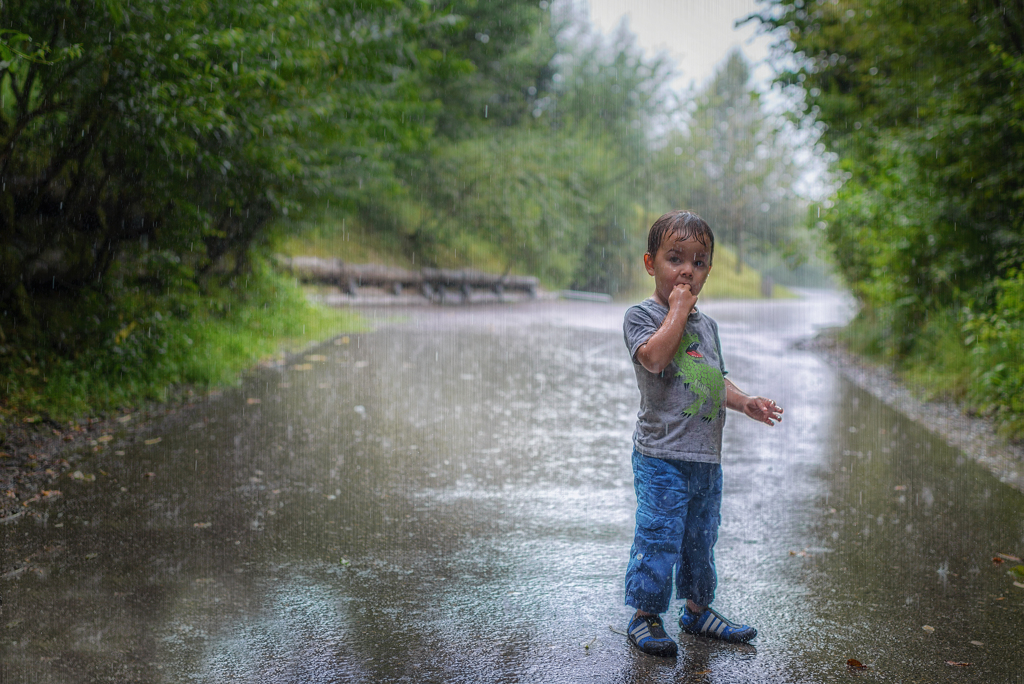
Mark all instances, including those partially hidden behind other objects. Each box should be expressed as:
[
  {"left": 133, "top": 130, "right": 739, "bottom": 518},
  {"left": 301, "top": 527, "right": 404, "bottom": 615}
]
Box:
[{"left": 799, "top": 332, "right": 1024, "bottom": 495}]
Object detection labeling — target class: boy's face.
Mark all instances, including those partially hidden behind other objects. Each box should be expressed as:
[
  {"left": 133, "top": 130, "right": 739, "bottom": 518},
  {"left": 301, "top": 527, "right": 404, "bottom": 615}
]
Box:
[{"left": 643, "top": 232, "right": 712, "bottom": 307}]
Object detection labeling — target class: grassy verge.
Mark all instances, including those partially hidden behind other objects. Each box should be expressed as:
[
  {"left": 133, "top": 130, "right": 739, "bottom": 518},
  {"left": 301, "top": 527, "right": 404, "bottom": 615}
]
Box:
[
  {"left": 0, "top": 265, "right": 365, "bottom": 424},
  {"left": 275, "top": 209, "right": 512, "bottom": 277},
  {"left": 282, "top": 211, "right": 795, "bottom": 302},
  {"left": 835, "top": 308, "right": 972, "bottom": 404}
]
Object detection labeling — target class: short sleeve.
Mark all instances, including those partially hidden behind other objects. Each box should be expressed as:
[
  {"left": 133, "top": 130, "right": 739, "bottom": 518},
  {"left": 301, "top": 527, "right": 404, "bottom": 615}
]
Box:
[
  {"left": 713, "top": 319, "right": 728, "bottom": 376},
  {"left": 623, "top": 305, "right": 660, "bottom": 362}
]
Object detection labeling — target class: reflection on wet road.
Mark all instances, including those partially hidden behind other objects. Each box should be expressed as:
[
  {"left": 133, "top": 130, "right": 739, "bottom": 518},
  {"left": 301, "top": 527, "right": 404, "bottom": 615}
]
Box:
[{"left": 3, "top": 293, "right": 1024, "bottom": 683}]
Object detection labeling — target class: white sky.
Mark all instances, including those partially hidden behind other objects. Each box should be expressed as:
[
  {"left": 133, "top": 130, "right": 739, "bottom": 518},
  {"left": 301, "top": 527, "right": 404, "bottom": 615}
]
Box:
[{"left": 579, "top": 0, "right": 776, "bottom": 92}]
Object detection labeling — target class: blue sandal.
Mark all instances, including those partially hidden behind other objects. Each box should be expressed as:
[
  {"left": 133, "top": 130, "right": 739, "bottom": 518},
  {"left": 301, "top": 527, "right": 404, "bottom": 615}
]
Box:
[
  {"left": 679, "top": 606, "right": 757, "bottom": 643},
  {"left": 627, "top": 613, "right": 678, "bottom": 657}
]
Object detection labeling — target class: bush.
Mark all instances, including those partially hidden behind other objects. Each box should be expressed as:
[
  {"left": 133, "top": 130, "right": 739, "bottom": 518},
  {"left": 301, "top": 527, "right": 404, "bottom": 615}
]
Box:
[
  {"left": 965, "top": 270, "right": 1024, "bottom": 440},
  {"left": 0, "top": 263, "right": 363, "bottom": 420}
]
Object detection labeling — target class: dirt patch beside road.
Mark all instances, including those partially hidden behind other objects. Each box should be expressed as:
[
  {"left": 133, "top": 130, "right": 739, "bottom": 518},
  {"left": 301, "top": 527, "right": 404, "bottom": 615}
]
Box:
[{"left": 0, "top": 405, "right": 191, "bottom": 523}]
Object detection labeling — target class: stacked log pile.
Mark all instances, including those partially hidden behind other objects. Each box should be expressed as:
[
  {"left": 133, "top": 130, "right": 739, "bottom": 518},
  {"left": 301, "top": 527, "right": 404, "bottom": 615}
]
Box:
[{"left": 276, "top": 256, "right": 539, "bottom": 304}]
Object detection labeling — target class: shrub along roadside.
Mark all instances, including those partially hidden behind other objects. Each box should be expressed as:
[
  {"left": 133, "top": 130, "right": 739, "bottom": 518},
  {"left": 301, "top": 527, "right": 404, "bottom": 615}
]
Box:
[
  {"left": 0, "top": 263, "right": 365, "bottom": 423},
  {"left": 965, "top": 271, "right": 1024, "bottom": 440},
  {"left": 838, "top": 276, "right": 1024, "bottom": 442}
]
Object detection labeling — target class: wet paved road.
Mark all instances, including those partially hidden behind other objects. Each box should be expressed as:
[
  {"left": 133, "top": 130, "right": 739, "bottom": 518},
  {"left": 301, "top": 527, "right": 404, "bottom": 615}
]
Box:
[{"left": 3, "top": 293, "right": 1024, "bottom": 683}]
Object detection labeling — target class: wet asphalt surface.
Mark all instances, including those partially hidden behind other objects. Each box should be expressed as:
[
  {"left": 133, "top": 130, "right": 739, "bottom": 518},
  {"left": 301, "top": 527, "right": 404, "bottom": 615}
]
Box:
[{"left": 3, "top": 292, "right": 1024, "bottom": 683}]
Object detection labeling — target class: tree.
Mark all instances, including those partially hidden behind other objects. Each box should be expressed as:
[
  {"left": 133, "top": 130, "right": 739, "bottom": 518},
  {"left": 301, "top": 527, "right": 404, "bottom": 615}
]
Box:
[
  {"left": 655, "top": 51, "right": 802, "bottom": 273},
  {"left": 753, "top": 0, "right": 1024, "bottom": 435},
  {"left": 753, "top": 0, "right": 1024, "bottom": 333},
  {"left": 0, "top": 0, "right": 434, "bottom": 349}
]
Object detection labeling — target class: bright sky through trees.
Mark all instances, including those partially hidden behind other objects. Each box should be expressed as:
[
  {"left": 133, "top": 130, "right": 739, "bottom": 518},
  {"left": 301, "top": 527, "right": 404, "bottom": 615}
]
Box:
[{"left": 581, "top": 0, "right": 773, "bottom": 91}]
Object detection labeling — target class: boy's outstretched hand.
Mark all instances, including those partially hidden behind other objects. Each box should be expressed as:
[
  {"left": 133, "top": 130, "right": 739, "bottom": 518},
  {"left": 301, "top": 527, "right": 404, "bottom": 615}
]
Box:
[
  {"left": 725, "top": 379, "right": 783, "bottom": 426},
  {"left": 740, "top": 396, "right": 783, "bottom": 426}
]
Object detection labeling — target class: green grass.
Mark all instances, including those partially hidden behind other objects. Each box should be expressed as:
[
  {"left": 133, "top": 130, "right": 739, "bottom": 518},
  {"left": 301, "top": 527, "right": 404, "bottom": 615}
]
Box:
[
  {"left": 283, "top": 211, "right": 795, "bottom": 302},
  {"left": 836, "top": 308, "right": 972, "bottom": 403},
  {"left": 0, "top": 265, "right": 366, "bottom": 423},
  {"left": 837, "top": 299, "right": 1024, "bottom": 442},
  {"left": 275, "top": 210, "right": 510, "bottom": 277}
]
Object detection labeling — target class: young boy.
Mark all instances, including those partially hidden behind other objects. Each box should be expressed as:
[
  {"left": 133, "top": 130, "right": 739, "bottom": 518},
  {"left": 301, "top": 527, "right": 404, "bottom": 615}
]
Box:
[{"left": 622, "top": 210, "right": 783, "bottom": 657}]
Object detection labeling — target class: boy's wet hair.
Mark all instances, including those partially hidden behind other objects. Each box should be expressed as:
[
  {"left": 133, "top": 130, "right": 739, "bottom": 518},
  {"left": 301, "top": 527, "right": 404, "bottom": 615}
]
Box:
[{"left": 647, "top": 210, "right": 714, "bottom": 263}]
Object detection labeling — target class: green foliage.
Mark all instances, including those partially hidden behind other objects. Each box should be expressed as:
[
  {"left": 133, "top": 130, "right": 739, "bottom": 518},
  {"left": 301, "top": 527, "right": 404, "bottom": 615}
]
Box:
[
  {"left": 415, "top": 0, "right": 553, "bottom": 137},
  {"left": 756, "top": 0, "right": 1024, "bottom": 438},
  {"left": 407, "top": 130, "right": 590, "bottom": 286},
  {"left": 0, "top": 263, "right": 362, "bottom": 419},
  {"left": 0, "top": 0, "right": 433, "bottom": 333},
  {"left": 965, "top": 270, "right": 1024, "bottom": 437},
  {"left": 0, "top": 0, "right": 437, "bottom": 416},
  {"left": 351, "top": 20, "right": 675, "bottom": 296},
  {"left": 0, "top": 0, "right": 817, "bottom": 420},
  {"left": 655, "top": 52, "right": 804, "bottom": 274}
]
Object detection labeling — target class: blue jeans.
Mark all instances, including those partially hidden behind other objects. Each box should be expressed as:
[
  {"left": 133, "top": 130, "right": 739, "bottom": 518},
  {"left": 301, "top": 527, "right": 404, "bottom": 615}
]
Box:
[{"left": 624, "top": 449, "right": 723, "bottom": 614}]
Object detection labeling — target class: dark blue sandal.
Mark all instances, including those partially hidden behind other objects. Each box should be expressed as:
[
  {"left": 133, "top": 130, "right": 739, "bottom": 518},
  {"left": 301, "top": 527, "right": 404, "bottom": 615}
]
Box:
[
  {"left": 679, "top": 605, "right": 756, "bottom": 643},
  {"left": 627, "top": 613, "right": 678, "bottom": 657}
]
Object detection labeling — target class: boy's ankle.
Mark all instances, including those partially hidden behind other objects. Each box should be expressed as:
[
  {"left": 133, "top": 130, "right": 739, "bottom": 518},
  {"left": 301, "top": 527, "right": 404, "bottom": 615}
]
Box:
[{"left": 685, "top": 600, "right": 704, "bottom": 614}]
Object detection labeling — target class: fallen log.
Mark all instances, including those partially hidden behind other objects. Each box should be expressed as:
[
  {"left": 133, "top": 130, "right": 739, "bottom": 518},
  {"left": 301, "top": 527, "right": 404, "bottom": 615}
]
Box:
[{"left": 276, "top": 256, "right": 538, "bottom": 298}]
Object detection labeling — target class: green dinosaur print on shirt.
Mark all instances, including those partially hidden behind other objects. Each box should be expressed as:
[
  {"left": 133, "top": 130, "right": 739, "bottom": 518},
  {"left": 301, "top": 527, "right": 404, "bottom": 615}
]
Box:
[{"left": 672, "top": 331, "right": 725, "bottom": 422}]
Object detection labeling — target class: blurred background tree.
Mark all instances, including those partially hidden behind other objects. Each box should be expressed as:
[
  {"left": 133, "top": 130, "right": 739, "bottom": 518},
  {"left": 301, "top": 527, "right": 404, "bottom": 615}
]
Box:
[
  {"left": 0, "top": 0, "right": 815, "bottom": 418},
  {"left": 754, "top": 0, "right": 1024, "bottom": 437}
]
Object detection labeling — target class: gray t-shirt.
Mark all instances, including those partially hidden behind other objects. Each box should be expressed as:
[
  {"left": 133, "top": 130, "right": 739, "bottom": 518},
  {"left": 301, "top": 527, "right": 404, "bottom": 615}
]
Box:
[{"left": 623, "top": 298, "right": 728, "bottom": 463}]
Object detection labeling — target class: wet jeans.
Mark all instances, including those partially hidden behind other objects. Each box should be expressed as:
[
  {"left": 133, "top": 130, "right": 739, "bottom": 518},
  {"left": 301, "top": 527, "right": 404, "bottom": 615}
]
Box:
[{"left": 624, "top": 449, "right": 723, "bottom": 615}]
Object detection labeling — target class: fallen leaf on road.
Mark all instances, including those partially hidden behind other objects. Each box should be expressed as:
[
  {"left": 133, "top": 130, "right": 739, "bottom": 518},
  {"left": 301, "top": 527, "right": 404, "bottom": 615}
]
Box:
[
  {"left": 1014, "top": 581, "right": 1024, "bottom": 589},
  {"left": 305, "top": 354, "right": 326, "bottom": 362},
  {"left": 846, "top": 659, "right": 869, "bottom": 670},
  {"left": 70, "top": 471, "right": 95, "bottom": 482},
  {"left": 116, "top": 415, "right": 132, "bottom": 424},
  {"left": 946, "top": 661, "right": 971, "bottom": 667},
  {"left": 993, "top": 557, "right": 1005, "bottom": 564},
  {"left": 291, "top": 363, "right": 313, "bottom": 371},
  {"left": 84, "top": 553, "right": 98, "bottom": 560},
  {"left": 97, "top": 435, "right": 113, "bottom": 443},
  {"left": 143, "top": 472, "right": 155, "bottom": 478},
  {"left": 970, "top": 641, "right": 983, "bottom": 647},
  {"left": 995, "top": 552, "right": 1022, "bottom": 563},
  {"left": 1009, "top": 565, "right": 1024, "bottom": 579},
  {"left": 922, "top": 625, "right": 935, "bottom": 632},
  {"left": 894, "top": 485, "right": 907, "bottom": 491},
  {"left": 41, "top": 490, "right": 61, "bottom": 498},
  {"left": 246, "top": 398, "right": 261, "bottom": 405},
  {"left": 335, "top": 336, "right": 350, "bottom": 345},
  {"left": 144, "top": 437, "right": 161, "bottom": 445},
  {"left": 193, "top": 522, "right": 212, "bottom": 529}
]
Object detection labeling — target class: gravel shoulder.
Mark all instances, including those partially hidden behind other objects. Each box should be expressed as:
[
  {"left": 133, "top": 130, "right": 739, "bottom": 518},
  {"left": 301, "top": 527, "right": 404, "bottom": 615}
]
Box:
[{"left": 800, "top": 332, "right": 1024, "bottom": 494}]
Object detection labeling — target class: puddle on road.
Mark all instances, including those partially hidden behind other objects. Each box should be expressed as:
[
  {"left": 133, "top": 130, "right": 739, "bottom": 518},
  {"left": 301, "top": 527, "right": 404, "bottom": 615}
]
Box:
[{"left": 2, "top": 296, "right": 1023, "bottom": 683}]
